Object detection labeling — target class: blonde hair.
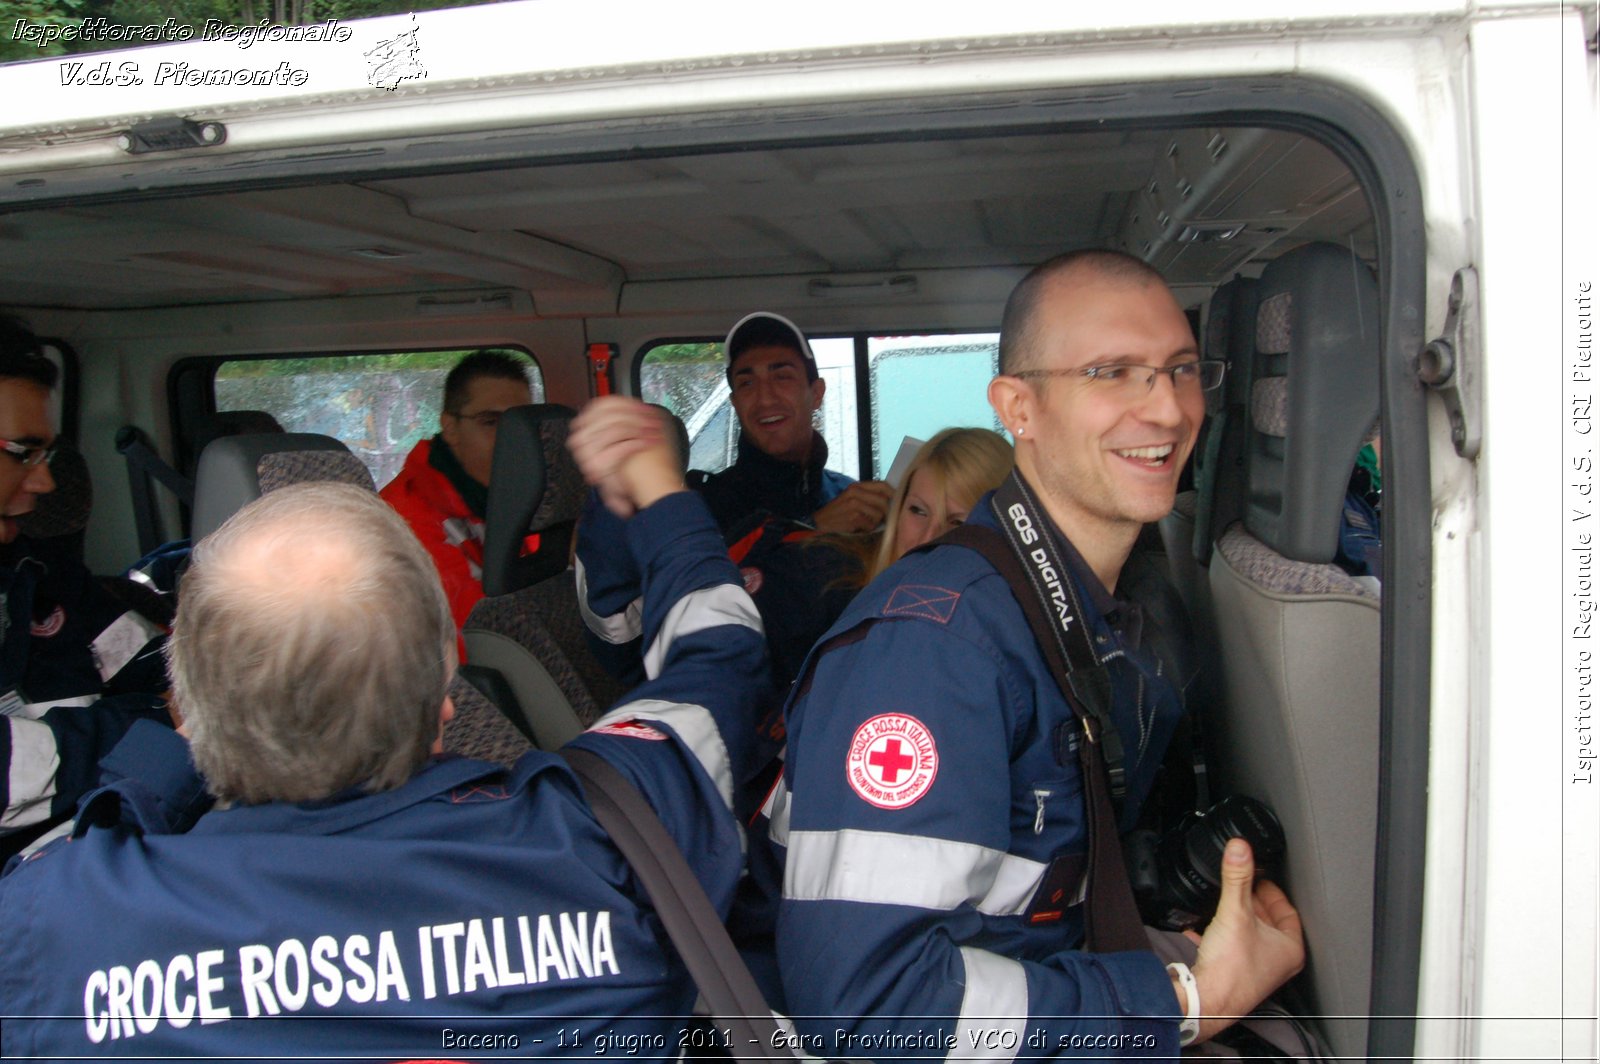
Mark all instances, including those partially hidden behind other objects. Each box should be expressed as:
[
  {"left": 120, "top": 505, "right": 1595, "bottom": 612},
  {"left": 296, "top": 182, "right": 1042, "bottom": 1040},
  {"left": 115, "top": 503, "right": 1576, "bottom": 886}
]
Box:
[{"left": 870, "top": 428, "right": 1014, "bottom": 580}]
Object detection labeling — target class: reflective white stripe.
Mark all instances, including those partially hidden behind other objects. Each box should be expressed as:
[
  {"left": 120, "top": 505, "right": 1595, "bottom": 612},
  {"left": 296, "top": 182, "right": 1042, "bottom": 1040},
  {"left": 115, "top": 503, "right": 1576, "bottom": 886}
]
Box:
[
  {"left": 574, "top": 556, "right": 643, "bottom": 645},
  {"left": 979, "top": 851, "right": 1053, "bottom": 916},
  {"left": 90, "top": 611, "right": 163, "bottom": 683},
  {"left": 784, "top": 829, "right": 1049, "bottom": 915},
  {"left": 442, "top": 516, "right": 484, "bottom": 580},
  {"left": 441, "top": 515, "right": 483, "bottom": 549},
  {"left": 16, "top": 694, "right": 97, "bottom": 720},
  {"left": 3, "top": 717, "right": 60, "bottom": 830},
  {"left": 956, "top": 947, "right": 1027, "bottom": 1063},
  {"left": 762, "top": 775, "right": 791, "bottom": 847},
  {"left": 641, "top": 583, "right": 762, "bottom": 681},
  {"left": 590, "top": 698, "right": 734, "bottom": 811},
  {"left": 18, "top": 816, "right": 73, "bottom": 857}
]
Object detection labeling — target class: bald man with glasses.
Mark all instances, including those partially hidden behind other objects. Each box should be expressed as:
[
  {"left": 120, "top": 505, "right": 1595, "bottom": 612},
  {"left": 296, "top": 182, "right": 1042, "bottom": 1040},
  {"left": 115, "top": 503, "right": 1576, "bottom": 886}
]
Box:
[{"left": 766, "top": 251, "right": 1304, "bottom": 1056}]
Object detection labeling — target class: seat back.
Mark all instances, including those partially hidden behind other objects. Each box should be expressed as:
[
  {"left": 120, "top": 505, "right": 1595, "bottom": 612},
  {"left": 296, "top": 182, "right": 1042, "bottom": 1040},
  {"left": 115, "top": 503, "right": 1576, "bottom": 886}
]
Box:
[
  {"left": 462, "top": 404, "right": 628, "bottom": 750},
  {"left": 190, "top": 433, "right": 372, "bottom": 542},
  {"left": 1204, "top": 242, "right": 1379, "bottom": 1059}
]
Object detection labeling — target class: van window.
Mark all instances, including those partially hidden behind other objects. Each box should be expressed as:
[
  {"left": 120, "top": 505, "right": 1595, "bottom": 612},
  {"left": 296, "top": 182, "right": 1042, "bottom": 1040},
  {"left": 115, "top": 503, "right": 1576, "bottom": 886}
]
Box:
[
  {"left": 640, "top": 332, "right": 1002, "bottom": 481},
  {"left": 213, "top": 348, "right": 543, "bottom": 489},
  {"left": 869, "top": 333, "right": 1002, "bottom": 478}
]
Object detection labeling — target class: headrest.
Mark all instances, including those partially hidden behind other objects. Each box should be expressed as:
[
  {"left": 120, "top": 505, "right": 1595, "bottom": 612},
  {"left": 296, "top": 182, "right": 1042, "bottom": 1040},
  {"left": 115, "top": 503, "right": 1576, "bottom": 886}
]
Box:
[
  {"left": 480, "top": 404, "right": 581, "bottom": 597},
  {"left": 1243, "top": 242, "right": 1380, "bottom": 563},
  {"left": 190, "top": 433, "right": 366, "bottom": 542},
  {"left": 15, "top": 443, "right": 92, "bottom": 540},
  {"left": 187, "top": 409, "right": 285, "bottom": 476}
]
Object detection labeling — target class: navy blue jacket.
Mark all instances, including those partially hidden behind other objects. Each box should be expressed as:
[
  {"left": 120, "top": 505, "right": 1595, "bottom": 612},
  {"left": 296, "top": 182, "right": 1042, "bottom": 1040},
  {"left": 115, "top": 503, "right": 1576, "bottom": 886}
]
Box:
[
  {"left": 1, "top": 543, "right": 169, "bottom": 857},
  {"left": 767, "top": 492, "right": 1187, "bottom": 1058},
  {"left": 689, "top": 431, "right": 853, "bottom": 537},
  {"left": 0, "top": 492, "right": 766, "bottom": 1062}
]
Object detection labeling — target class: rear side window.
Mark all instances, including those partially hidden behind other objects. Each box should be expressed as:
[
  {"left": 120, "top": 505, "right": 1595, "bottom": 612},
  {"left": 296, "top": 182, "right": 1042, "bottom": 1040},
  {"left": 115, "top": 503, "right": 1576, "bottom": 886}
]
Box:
[
  {"left": 868, "top": 333, "right": 1001, "bottom": 478},
  {"left": 213, "top": 348, "right": 543, "bottom": 489},
  {"left": 640, "top": 331, "right": 1001, "bottom": 482}
]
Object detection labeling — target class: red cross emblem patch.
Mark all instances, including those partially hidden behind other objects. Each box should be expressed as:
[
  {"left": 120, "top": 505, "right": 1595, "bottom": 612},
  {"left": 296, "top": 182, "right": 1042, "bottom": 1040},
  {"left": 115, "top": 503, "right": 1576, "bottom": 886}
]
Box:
[
  {"left": 846, "top": 713, "right": 939, "bottom": 809},
  {"left": 592, "top": 718, "right": 668, "bottom": 741}
]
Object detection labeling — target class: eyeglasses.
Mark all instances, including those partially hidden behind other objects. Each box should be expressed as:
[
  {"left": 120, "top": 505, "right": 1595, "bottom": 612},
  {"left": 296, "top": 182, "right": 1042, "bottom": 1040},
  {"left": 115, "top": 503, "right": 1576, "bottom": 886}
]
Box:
[
  {"left": 447, "top": 409, "right": 507, "bottom": 430},
  {"left": 1014, "top": 359, "right": 1227, "bottom": 396},
  {"left": 0, "top": 437, "right": 55, "bottom": 467}
]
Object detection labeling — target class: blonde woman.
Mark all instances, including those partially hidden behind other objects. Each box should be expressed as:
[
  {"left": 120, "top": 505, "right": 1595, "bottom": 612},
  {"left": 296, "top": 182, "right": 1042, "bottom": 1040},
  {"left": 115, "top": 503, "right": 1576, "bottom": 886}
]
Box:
[{"left": 868, "top": 427, "right": 1015, "bottom": 582}]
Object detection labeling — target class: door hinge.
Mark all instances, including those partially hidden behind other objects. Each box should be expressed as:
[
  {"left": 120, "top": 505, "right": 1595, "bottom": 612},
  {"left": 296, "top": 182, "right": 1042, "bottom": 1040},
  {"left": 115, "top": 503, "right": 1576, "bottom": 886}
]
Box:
[{"left": 1417, "top": 267, "right": 1481, "bottom": 459}]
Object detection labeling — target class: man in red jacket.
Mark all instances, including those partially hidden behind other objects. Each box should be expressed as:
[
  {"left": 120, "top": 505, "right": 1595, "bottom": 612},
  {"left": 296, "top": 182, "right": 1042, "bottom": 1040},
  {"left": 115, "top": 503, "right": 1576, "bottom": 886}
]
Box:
[{"left": 380, "top": 351, "right": 533, "bottom": 631}]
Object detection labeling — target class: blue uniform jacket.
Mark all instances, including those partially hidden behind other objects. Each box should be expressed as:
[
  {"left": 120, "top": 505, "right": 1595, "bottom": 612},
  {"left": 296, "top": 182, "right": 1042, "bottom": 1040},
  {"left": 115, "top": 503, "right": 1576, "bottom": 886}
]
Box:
[
  {"left": 769, "top": 496, "right": 1185, "bottom": 1060},
  {"left": 0, "top": 492, "right": 766, "bottom": 1062},
  {"left": 689, "top": 431, "right": 854, "bottom": 538}
]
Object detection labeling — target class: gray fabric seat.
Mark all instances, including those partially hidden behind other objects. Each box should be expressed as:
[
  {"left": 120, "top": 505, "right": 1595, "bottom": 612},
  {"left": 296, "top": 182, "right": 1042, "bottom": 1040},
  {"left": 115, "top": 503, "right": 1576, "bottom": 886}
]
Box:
[
  {"left": 459, "top": 404, "right": 628, "bottom": 753},
  {"left": 1203, "top": 242, "right": 1380, "bottom": 1059},
  {"left": 189, "top": 433, "right": 373, "bottom": 543}
]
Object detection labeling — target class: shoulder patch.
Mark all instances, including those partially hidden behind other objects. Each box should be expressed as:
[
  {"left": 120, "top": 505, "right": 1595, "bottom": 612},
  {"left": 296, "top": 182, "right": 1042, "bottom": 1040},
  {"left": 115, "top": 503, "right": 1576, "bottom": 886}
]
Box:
[
  {"left": 739, "top": 566, "right": 764, "bottom": 595},
  {"left": 30, "top": 605, "right": 65, "bottom": 639},
  {"left": 591, "top": 718, "right": 669, "bottom": 741},
  {"left": 883, "top": 584, "right": 961, "bottom": 624},
  {"left": 846, "top": 713, "right": 939, "bottom": 809},
  {"left": 449, "top": 783, "right": 511, "bottom": 804}
]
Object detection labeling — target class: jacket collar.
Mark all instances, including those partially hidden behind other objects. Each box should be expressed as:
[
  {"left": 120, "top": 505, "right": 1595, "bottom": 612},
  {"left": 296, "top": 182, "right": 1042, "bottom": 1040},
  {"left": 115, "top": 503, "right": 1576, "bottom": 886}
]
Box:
[
  {"left": 732, "top": 429, "right": 829, "bottom": 489},
  {"left": 186, "top": 755, "right": 517, "bottom": 838},
  {"left": 426, "top": 434, "right": 489, "bottom": 519}
]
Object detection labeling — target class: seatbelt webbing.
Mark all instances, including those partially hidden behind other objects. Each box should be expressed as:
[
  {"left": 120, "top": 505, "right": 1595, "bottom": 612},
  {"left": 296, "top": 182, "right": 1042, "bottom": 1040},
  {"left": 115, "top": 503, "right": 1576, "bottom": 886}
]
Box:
[
  {"left": 937, "top": 518, "right": 1150, "bottom": 954},
  {"left": 561, "top": 748, "right": 795, "bottom": 1062}
]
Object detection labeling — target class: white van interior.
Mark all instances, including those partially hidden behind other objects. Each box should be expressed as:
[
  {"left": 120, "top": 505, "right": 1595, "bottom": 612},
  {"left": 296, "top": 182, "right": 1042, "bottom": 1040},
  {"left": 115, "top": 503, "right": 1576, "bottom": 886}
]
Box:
[{"left": 0, "top": 70, "right": 1432, "bottom": 1060}]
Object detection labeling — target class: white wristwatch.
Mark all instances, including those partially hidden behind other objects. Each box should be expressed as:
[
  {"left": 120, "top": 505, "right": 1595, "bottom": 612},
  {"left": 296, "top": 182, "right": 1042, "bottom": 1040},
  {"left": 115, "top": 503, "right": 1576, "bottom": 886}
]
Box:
[{"left": 1167, "top": 961, "right": 1201, "bottom": 1047}]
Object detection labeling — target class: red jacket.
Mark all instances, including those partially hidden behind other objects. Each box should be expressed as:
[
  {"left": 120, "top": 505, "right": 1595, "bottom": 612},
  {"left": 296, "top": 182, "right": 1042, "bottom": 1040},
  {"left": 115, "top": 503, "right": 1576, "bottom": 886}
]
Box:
[{"left": 379, "top": 439, "right": 485, "bottom": 641}]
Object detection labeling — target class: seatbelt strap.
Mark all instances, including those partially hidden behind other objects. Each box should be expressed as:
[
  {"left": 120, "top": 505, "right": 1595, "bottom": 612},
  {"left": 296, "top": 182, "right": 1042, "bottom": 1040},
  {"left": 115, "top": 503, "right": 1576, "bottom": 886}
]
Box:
[
  {"left": 115, "top": 426, "right": 195, "bottom": 556},
  {"left": 560, "top": 748, "right": 796, "bottom": 1062},
  {"left": 587, "top": 343, "right": 616, "bottom": 397},
  {"left": 936, "top": 506, "right": 1148, "bottom": 954},
  {"left": 985, "top": 471, "right": 1129, "bottom": 805}
]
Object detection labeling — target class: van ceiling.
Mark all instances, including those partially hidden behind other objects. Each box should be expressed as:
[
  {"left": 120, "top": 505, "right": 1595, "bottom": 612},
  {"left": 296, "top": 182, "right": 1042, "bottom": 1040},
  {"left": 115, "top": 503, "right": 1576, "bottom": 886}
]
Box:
[{"left": 0, "top": 125, "right": 1372, "bottom": 312}]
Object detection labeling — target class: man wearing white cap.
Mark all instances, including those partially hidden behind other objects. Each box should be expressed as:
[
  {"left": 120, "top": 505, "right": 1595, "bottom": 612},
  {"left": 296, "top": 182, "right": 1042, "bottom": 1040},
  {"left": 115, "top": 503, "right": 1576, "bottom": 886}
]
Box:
[{"left": 690, "top": 312, "right": 891, "bottom": 536}]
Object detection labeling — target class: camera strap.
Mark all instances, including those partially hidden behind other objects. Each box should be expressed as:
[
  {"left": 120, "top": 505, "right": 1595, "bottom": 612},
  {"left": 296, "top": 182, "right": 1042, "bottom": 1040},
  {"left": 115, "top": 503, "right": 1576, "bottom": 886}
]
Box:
[{"left": 934, "top": 471, "right": 1146, "bottom": 953}]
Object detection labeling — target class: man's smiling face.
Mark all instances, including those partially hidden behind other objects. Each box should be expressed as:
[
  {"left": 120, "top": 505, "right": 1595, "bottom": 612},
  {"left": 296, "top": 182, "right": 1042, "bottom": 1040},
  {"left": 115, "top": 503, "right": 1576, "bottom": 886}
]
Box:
[
  {"left": 728, "top": 344, "right": 825, "bottom": 465},
  {"left": 1017, "top": 272, "right": 1203, "bottom": 536}
]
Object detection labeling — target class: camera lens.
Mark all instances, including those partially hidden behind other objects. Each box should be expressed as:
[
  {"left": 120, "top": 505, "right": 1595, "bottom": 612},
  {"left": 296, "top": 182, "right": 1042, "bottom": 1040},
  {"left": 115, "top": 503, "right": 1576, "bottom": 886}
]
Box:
[{"left": 1157, "top": 795, "right": 1286, "bottom": 919}]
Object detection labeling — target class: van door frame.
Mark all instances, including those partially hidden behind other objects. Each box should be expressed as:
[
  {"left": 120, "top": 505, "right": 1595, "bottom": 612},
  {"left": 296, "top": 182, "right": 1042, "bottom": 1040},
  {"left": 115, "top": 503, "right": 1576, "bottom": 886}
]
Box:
[{"left": 0, "top": 75, "right": 1431, "bottom": 1058}]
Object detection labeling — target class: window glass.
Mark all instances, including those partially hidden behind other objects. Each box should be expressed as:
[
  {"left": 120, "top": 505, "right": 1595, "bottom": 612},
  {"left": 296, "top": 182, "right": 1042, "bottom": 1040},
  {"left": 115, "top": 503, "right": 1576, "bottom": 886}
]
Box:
[
  {"left": 639, "top": 338, "right": 861, "bottom": 480},
  {"left": 214, "top": 349, "right": 543, "bottom": 489},
  {"left": 868, "top": 333, "right": 1003, "bottom": 479}
]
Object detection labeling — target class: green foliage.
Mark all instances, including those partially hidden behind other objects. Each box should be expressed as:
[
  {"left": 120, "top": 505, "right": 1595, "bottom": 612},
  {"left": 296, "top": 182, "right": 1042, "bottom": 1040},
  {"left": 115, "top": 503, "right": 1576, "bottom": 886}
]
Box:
[
  {"left": 0, "top": 0, "right": 85, "bottom": 60},
  {"left": 215, "top": 348, "right": 528, "bottom": 380},
  {"left": 644, "top": 342, "right": 724, "bottom": 365},
  {"left": 2, "top": 0, "right": 514, "bottom": 62}
]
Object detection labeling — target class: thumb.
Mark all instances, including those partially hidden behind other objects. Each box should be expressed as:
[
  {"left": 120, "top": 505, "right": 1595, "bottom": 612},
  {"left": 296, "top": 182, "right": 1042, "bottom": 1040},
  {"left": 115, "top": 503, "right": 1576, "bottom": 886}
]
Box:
[{"left": 1216, "top": 837, "right": 1255, "bottom": 913}]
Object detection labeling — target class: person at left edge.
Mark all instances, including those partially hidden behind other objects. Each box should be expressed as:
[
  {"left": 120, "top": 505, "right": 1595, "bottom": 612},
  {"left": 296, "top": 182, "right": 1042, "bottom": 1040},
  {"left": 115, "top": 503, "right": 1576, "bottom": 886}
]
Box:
[
  {"left": 0, "top": 412, "right": 767, "bottom": 1059},
  {"left": 1, "top": 315, "right": 170, "bottom": 861},
  {"left": 380, "top": 350, "right": 533, "bottom": 632}
]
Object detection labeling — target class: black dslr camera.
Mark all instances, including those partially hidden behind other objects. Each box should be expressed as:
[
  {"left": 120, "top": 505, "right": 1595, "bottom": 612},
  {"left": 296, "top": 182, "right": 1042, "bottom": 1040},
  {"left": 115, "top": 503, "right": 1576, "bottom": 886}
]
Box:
[{"left": 1126, "top": 795, "right": 1287, "bottom": 932}]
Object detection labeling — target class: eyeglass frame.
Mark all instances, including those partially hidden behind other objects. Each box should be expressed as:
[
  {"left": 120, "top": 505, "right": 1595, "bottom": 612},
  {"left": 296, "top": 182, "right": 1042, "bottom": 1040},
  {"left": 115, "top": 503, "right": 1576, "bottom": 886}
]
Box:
[
  {"left": 444, "top": 408, "right": 511, "bottom": 430},
  {"left": 1011, "top": 358, "right": 1227, "bottom": 394},
  {"left": 0, "top": 437, "right": 56, "bottom": 467}
]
